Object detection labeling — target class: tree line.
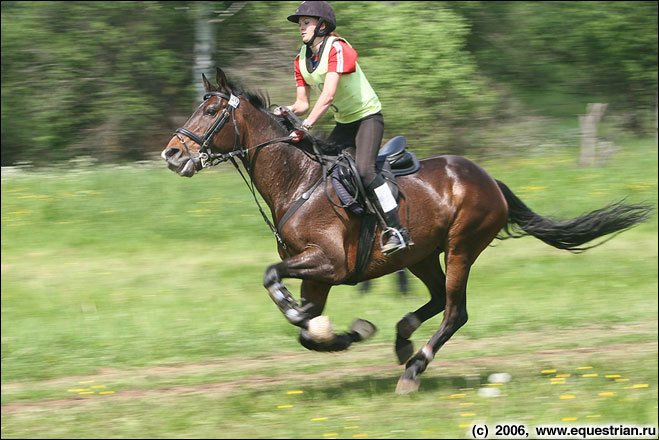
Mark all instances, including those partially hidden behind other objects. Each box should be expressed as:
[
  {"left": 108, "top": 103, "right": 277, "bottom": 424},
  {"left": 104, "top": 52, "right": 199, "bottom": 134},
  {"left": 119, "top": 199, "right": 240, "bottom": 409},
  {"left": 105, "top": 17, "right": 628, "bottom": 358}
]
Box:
[{"left": 1, "top": 1, "right": 656, "bottom": 165}]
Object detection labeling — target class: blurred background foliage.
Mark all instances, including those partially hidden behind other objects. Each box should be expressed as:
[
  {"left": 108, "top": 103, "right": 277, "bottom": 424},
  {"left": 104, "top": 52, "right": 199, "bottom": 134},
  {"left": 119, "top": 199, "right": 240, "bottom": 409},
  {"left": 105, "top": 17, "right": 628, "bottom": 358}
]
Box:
[{"left": 1, "top": 1, "right": 657, "bottom": 165}]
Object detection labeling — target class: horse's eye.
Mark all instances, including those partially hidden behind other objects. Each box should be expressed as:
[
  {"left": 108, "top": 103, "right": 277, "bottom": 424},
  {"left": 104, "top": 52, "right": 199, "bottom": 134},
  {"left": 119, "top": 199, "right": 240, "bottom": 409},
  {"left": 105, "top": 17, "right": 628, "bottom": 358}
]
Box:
[{"left": 205, "top": 107, "right": 218, "bottom": 116}]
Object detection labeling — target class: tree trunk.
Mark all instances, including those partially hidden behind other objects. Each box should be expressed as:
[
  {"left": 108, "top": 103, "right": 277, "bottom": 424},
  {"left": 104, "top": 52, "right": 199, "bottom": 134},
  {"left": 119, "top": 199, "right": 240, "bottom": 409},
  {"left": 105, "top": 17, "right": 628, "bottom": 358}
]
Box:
[
  {"left": 579, "top": 103, "right": 608, "bottom": 167},
  {"left": 193, "top": 3, "right": 215, "bottom": 97}
]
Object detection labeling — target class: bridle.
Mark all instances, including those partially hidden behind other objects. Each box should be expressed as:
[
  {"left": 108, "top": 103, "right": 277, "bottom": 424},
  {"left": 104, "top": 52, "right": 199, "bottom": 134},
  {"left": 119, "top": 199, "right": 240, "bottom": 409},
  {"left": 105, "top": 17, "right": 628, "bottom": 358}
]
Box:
[
  {"left": 173, "top": 92, "right": 301, "bottom": 170},
  {"left": 171, "top": 91, "right": 301, "bottom": 254},
  {"left": 174, "top": 91, "right": 243, "bottom": 169}
]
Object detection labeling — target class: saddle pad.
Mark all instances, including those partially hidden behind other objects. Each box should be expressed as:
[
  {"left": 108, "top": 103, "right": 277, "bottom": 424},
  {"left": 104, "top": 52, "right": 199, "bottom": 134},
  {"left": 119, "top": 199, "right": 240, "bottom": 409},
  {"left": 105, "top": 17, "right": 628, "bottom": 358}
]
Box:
[{"left": 332, "top": 166, "right": 365, "bottom": 215}]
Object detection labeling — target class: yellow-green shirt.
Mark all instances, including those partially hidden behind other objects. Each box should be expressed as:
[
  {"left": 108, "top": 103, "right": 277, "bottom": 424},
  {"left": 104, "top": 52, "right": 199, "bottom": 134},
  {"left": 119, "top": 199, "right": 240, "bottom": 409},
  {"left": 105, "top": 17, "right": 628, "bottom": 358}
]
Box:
[{"left": 298, "top": 36, "right": 382, "bottom": 124}]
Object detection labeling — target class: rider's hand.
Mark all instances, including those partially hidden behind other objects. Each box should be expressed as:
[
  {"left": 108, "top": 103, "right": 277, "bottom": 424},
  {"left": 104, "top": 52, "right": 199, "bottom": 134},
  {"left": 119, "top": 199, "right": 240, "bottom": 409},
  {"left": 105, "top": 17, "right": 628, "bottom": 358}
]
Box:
[
  {"left": 288, "top": 129, "right": 306, "bottom": 142},
  {"left": 273, "top": 106, "right": 291, "bottom": 117},
  {"left": 289, "top": 120, "right": 313, "bottom": 142}
]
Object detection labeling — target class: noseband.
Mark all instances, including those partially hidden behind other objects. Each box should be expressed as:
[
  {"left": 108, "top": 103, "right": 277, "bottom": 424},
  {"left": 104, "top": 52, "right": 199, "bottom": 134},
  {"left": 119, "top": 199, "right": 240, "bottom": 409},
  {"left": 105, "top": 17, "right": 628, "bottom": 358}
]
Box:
[
  {"left": 171, "top": 90, "right": 299, "bottom": 255},
  {"left": 174, "top": 92, "right": 242, "bottom": 168}
]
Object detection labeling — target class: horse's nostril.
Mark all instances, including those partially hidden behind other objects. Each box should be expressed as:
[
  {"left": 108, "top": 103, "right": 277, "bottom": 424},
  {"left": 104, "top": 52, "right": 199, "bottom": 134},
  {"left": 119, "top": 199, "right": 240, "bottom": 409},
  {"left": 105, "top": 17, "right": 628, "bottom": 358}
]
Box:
[{"left": 162, "top": 147, "right": 180, "bottom": 161}]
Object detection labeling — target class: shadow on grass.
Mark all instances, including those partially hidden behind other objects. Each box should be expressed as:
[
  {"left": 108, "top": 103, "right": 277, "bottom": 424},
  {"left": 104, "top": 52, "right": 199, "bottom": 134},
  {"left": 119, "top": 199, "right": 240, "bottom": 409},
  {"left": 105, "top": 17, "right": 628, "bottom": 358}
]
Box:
[{"left": 244, "top": 372, "right": 491, "bottom": 401}]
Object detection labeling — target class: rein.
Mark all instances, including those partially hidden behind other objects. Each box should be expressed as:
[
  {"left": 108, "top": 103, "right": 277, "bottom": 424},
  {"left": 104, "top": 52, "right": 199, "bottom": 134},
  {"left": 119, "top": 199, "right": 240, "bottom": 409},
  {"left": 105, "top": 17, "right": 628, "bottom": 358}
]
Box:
[
  {"left": 173, "top": 93, "right": 316, "bottom": 256},
  {"left": 173, "top": 92, "right": 406, "bottom": 266}
]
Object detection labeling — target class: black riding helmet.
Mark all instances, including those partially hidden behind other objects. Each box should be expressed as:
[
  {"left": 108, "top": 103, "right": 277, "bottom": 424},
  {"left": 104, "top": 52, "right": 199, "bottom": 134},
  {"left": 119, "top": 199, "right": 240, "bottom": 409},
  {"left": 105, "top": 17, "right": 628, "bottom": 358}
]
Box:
[{"left": 287, "top": 1, "right": 336, "bottom": 43}]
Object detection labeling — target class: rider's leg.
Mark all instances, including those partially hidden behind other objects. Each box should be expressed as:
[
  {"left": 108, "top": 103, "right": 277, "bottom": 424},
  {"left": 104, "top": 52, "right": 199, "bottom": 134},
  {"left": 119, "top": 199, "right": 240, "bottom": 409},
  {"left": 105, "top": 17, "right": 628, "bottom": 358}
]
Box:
[
  {"left": 353, "top": 113, "right": 412, "bottom": 254},
  {"left": 353, "top": 112, "right": 384, "bottom": 186},
  {"left": 365, "top": 173, "right": 413, "bottom": 255}
]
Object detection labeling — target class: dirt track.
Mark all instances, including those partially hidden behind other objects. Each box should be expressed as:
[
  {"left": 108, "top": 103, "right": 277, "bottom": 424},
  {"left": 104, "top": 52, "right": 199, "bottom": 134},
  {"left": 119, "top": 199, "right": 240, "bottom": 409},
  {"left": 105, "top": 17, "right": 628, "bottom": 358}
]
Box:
[{"left": 3, "top": 338, "right": 656, "bottom": 413}]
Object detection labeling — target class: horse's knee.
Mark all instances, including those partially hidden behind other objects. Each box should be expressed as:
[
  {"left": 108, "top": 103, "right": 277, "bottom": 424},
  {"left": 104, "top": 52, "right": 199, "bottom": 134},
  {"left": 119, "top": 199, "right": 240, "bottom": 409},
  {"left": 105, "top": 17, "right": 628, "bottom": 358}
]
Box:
[{"left": 263, "top": 264, "right": 280, "bottom": 288}]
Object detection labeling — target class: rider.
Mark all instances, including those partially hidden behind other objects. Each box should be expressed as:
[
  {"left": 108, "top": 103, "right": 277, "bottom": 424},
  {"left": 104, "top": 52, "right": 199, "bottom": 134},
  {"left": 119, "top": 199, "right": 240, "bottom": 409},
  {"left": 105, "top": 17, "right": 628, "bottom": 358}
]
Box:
[{"left": 280, "top": 0, "right": 412, "bottom": 255}]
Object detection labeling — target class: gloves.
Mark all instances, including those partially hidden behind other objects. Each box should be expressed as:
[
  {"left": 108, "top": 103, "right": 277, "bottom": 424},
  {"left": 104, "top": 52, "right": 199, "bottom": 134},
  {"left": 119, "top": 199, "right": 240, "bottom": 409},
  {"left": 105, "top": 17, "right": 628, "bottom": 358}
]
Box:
[
  {"left": 289, "top": 120, "right": 313, "bottom": 142},
  {"left": 289, "top": 129, "right": 307, "bottom": 142},
  {"left": 273, "top": 106, "right": 291, "bottom": 116}
]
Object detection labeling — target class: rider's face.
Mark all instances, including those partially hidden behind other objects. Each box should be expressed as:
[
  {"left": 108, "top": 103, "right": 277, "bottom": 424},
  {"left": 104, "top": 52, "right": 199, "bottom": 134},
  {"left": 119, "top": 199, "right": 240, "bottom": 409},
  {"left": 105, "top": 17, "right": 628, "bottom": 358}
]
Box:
[{"left": 298, "top": 16, "right": 320, "bottom": 43}]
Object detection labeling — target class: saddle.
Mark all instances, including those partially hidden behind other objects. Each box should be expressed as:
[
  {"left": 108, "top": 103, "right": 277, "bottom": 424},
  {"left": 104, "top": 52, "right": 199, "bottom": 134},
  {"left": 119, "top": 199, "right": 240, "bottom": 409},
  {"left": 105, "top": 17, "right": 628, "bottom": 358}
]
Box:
[
  {"left": 332, "top": 136, "right": 420, "bottom": 216},
  {"left": 274, "top": 111, "right": 421, "bottom": 284}
]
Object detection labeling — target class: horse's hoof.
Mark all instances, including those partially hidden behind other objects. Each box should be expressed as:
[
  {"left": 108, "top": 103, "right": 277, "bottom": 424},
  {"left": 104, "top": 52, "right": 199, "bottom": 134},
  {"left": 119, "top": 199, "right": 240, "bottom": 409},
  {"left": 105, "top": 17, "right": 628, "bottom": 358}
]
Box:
[
  {"left": 395, "top": 376, "right": 420, "bottom": 395},
  {"left": 307, "top": 315, "right": 334, "bottom": 344},
  {"left": 395, "top": 336, "right": 414, "bottom": 364},
  {"left": 350, "top": 319, "right": 377, "bottom": 342}
]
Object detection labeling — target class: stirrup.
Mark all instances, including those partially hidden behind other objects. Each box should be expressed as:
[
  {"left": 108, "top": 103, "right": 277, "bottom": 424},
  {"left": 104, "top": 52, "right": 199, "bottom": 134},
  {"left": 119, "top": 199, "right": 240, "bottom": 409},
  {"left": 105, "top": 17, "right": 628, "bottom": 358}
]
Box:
[{"left": 379, "top": 227, "right": 410, "bottom": 256}]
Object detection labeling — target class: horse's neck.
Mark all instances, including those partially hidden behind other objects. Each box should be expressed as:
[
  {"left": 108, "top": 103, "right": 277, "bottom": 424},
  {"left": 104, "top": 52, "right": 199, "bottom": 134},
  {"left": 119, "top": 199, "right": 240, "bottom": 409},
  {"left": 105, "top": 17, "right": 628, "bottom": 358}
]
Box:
[{"left": 241, "top": 109, "right": 321, "bottom": 219}]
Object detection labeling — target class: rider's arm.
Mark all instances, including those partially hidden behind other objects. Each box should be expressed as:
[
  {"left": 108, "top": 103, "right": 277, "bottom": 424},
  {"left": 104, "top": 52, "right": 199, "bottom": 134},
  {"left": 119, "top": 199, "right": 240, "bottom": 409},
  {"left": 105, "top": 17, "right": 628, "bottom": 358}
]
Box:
[
  {"left": 290, "top": 85, "right": 311, "bottom": 116},
  {"left": 303, "top": 71, "right": 340, "bottom": 127}
]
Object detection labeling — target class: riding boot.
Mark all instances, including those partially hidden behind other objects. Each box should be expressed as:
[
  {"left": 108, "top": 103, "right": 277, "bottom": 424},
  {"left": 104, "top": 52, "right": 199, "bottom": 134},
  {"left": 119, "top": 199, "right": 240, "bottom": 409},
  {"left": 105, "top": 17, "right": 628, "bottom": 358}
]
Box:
[{"left": 366, "top": 173, "right": 413, "bottom": 255}]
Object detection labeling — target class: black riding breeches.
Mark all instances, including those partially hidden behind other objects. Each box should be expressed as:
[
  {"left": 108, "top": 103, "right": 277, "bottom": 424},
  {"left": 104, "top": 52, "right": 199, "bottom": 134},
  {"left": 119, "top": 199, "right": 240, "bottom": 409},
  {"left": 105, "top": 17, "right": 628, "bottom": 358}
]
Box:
[{"left": 327, "top": 112, "right": 384, "bottom": 187}]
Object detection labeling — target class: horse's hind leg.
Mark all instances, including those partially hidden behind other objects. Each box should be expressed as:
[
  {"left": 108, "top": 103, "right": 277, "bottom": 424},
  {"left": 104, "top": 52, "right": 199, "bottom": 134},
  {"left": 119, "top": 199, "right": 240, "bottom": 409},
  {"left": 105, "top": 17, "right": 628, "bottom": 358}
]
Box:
[
  {"left": 395, "top": 252, "right": 447, "bottom": 364},
  {"left": 396, "top": 252, "right": 471, "bottom": 394}
]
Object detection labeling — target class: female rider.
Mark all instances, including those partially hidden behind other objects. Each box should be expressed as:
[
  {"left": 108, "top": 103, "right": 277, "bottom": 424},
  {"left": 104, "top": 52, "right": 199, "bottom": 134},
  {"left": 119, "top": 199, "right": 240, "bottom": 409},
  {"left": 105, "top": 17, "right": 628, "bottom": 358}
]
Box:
[{"left": 280, "top": 1, "right": 412, "bottom": 256}]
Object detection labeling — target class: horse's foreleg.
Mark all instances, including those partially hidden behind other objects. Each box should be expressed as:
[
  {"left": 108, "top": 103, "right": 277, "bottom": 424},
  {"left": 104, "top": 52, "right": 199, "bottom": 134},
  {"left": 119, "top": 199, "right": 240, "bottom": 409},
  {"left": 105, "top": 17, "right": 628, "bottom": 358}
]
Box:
[
  {"left": 263, "top": 246, "right": 376, "bottom": 349},
  {"left": 298, "top": 281, "right": 374, "bottom": 352},
  {"left": 263, "top": 249, "right": 326, "bottom": 330},
  {"left": 395, "top": 253, "right": 447, "bottom": 364},
  {"left": 396, "top": 253, "right": 470, "bottom": 394}
]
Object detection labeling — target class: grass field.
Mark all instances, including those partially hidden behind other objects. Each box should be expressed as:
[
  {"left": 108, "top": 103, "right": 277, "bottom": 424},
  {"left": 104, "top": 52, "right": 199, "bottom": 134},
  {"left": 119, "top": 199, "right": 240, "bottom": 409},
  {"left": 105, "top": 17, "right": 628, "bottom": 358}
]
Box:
[{"left": 2, "top": 137, "right": 657, "bottom": 438}]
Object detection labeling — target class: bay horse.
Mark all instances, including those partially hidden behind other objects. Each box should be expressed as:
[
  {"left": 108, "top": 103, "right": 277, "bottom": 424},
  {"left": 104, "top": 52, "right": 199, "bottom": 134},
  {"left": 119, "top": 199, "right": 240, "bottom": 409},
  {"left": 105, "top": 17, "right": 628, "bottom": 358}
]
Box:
[{"left": 162, "top": 68, "right": 652, "bottom": 394}]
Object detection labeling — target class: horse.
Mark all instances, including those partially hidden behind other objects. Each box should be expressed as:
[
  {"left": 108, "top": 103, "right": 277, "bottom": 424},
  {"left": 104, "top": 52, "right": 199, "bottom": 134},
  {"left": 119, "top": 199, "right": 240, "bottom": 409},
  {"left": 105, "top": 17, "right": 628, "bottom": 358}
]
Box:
[{"left": 161, "top": 68, "right": 653, "bottom": 394}]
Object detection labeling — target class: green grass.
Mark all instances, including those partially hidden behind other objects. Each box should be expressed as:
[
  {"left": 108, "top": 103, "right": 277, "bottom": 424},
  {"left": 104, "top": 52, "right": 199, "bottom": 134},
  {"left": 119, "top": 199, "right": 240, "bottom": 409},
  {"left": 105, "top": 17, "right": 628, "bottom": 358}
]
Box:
[{"left": 2, "top": 138, "right": 657, "bottom": 438}]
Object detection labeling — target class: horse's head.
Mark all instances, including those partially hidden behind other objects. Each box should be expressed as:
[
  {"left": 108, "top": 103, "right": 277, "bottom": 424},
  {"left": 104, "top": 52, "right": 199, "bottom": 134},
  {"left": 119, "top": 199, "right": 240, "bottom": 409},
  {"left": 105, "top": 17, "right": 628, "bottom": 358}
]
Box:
[{"left": 162, "top": 68, "right": 243, "bottom": 177}]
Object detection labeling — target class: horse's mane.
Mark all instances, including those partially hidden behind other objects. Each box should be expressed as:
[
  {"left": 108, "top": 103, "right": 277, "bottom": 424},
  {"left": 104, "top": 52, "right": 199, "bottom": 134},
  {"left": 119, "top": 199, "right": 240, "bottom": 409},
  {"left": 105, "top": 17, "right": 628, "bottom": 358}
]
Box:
[{"left": 226, "top": 79, "right": 342, "bottom": 155}]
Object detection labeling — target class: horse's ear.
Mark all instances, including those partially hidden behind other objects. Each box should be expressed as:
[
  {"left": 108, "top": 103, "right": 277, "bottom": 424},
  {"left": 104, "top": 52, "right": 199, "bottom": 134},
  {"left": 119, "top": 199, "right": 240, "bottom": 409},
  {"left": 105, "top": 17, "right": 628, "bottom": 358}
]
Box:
[
  {"left": 216, "top": 67, "right": 230, "bottom": 92},
  {"left": 202, "top": 73, "right": 216, "bottom": 93}
]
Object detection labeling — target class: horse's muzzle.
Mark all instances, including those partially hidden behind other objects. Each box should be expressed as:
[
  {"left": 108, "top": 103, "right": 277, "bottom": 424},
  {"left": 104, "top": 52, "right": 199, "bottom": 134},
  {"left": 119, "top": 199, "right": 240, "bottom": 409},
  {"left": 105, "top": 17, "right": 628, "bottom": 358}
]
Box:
[{"left": 161, "top": 146, "right": 200, "bottom": 178}]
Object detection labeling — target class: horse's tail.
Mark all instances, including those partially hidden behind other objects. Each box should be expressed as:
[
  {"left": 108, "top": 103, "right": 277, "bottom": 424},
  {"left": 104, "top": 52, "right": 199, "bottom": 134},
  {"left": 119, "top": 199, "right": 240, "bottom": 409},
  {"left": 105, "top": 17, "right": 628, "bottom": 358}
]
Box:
[{"left": 495, "top": 180, "right": 654, "bottom": 253}]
